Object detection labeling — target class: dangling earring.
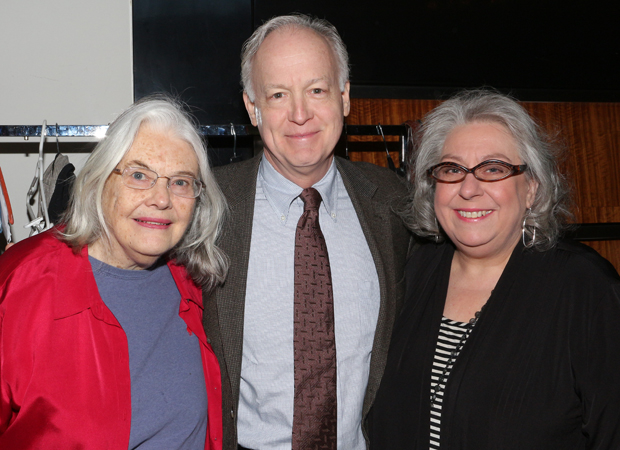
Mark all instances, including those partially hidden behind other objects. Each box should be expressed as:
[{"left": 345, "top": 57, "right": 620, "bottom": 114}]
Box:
[
  {"left": 522, "top": 208, "right": 536, "bottom": 248},
  {"left": 434, "top": 217, "right": 440, "bottom": 243}
]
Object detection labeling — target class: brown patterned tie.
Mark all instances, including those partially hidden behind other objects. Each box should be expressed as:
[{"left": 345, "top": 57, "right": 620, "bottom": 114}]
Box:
[{"left": 292, "top": 188, "right": 337, "bottom": 450}]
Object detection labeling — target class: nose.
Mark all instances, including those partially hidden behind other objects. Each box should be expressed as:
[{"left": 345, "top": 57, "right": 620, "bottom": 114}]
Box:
[
  {"left": 288, "top": 94, "right": 313, "bottom": 125},
  {"left": 146, "top": 177, "right": 173, "bottom": 209},
  {"left": 458, "top": 172, "right": 484, "bottom": 200}
]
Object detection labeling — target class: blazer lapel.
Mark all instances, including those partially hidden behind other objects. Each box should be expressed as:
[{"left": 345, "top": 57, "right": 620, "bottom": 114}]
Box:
[
  {"left": 212, "top": 155, "right": 261, "bottom": 403},
  {"left": 335, "top": 158, "right": 400, "bottom": 417}
]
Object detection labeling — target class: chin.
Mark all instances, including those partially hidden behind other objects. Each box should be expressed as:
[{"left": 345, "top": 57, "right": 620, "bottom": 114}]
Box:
[
  {"left": 452, "top": 235, "right": 495, "bottom": 251},
  {"left": 133, "top": 243, "right": 173, "bottom": 260}
]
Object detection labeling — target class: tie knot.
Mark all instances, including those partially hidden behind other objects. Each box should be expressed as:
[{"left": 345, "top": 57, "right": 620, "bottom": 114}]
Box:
[{"left": 299, "top": 188, "right": 322, "bottom": 211}]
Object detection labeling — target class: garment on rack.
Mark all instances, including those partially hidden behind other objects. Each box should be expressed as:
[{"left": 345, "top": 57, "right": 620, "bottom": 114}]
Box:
[
  {"left": 0, "top": 168, "right": 12, "bottom": 243},
  {"left": 43, "top": 154, "right": 70, "bottom": 206},
  {"left": 45, "top": 157, "right": 75, "bottom": 225},
  {"left": 0, "top": 195, "right": 11, "bottom": 243}
]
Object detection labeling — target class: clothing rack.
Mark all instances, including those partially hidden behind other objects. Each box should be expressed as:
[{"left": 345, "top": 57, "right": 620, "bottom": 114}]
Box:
[
  {"left": 0, "top": 125, "right": 257, "bottom": 139},
  {"left": 0, "top": 125, "right": 109, "bottom": 139}
]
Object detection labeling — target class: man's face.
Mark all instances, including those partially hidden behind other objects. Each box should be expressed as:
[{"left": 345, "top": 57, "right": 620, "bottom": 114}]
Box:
[{"left": 244, "top": 27, "right": 350, "bottom": 187}]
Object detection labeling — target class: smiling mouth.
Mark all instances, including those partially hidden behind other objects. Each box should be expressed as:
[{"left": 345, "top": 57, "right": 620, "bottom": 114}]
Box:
[
  {"left": 287, "top": 131, "right": 318, "bottom": 139},
  {"left": 135, "top": 219, "right": 171, "bottom": 226},
  {"left": 458, "top": 210, "right": 492, "bottom": 218}
]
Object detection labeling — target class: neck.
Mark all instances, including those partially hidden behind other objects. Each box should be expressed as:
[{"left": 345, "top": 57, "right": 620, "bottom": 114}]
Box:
[
  {"left": 451, "top": 248, "right": 513, "bottom": 280},
  {"left": 88, "top": 239, "right": 157, "bottom": 271},
  {"left": 443, "top": 248, "right": 513, "bottom": 323}
]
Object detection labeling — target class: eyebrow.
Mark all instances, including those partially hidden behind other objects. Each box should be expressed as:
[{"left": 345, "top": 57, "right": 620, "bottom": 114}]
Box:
[
  {"left": 306, "top": 77, "right": 329, "bottom": 85},
  {"left": 125, "top": 160, "right": 199, "bottom": 179},
  {"left": 440, "top": 153, "right": 516, "bottom": 163},
  {"left": 264, "top": 77, "right": 330, "bottom": 91}
]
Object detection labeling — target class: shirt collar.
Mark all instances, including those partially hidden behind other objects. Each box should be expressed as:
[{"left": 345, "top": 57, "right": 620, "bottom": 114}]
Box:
[{"left": 258, "top": 155, "right": 339, "bottom": 225}]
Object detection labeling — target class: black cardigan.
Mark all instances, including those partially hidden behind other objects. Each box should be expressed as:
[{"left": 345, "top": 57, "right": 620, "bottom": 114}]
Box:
[{"left": 369, "top": 240, "right": 620, "bottom": 449}]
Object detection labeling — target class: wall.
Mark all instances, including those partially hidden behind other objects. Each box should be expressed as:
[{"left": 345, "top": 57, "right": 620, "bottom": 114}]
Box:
[{"left": 0, "top": 0, "right": 133, "bottom": 243}]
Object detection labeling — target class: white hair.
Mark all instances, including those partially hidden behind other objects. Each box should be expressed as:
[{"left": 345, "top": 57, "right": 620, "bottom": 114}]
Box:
[
  {"left": 62, "top": 94, "right": 228, "bottom": 288},
  {"left": 404, "top": 89, "right": 572, "bottom": 251},
  {"left": 241, "top": 14, "right": 350, "bottom": 102}
]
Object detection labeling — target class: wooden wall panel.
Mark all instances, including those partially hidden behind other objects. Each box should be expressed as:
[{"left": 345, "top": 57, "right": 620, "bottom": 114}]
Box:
[
  {"left": 521, "top": 102, "right": 620, "bottom": 224},
  {"left": 346, "top": 99, "right": 439, "bottom": 167},
  {"left": 347, "top": 98, "right": 620, "bottom": 270}
]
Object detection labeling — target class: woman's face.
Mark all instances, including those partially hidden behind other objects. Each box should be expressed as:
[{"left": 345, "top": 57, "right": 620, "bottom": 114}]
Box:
[
  {"left": 434, "top": 122, "right": 538, "bottom": 261},
  {"left": 93, "top": 125, "right": 199, "bottom": 270}
]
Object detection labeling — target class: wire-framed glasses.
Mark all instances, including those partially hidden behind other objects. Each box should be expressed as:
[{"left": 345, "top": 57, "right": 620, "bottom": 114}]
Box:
[
  {"left": 112, "top": 167, "right": 203, "bottom": 198},
  {"left": 428, "top": 159, "right": 528, "bottom": 183}
]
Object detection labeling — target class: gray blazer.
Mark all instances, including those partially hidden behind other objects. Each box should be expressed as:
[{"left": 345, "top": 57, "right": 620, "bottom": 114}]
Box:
[{"left": 203, "top": 154, "right": 412, "bottom": 449}]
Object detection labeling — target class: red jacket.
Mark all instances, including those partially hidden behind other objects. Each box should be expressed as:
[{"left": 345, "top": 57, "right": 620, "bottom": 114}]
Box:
[{"left": 0, "top": 230, "right": 222, "bottom": 449}]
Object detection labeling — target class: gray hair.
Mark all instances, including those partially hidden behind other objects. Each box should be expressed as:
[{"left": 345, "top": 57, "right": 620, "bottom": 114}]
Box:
[
  {"left": 241, "top": 14, "right": 350, "bottom": 102},
  {"left": 405, "top": 89, "right": 572, "bottom": 251},
  {"left": 61, "top": 94, "right": 228, "bottom": 288}
]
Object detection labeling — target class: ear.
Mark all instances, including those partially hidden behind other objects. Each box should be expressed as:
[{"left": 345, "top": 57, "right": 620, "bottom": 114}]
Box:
[
  {"left": 243, "top": 92, "right": 258, "bottom": 127},
  {"left": 526, "top": 178, "right": 539, "bottom": 209},
  {"left": 342, "top": 81, "right": 351, "bottom": 117}
]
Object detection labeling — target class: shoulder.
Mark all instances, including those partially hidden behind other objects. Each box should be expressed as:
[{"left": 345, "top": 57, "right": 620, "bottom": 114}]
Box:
[
  {"left": 406, "top": 241, "right": 450, "bottom": 274},
  {"left": 213, "top": 156, "right": 261, "bottom": 207},
  {"left": 335, "top": 157, "right": 409, "bottom": 212},
  {"left": 213, "top": 155, "right": 260, "bottom": 188},
  {"left": 516, "top": 240, "right": 620, "bottom": 311},
  {"left": 544, "top": 239, "right": 620, "bottom": 283},
  {"left": 336, "top": 157, "right": 408, "bottom": 192},
  {"left": 0, "top": 230, "right": 71, "bottom": 277},
  {"left": 0, "top": 231, "right": 80, "bottom": 314}
]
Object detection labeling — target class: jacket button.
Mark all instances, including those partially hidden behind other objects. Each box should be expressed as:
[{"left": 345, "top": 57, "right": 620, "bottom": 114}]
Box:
[{"left": 231, "top": 409, "right": 235, "bottom": 419}]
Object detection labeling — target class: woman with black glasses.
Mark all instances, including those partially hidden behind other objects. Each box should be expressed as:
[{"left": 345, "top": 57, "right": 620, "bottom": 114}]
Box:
[{"left": 370, "top": 90, "right": 620, "bottom": 449}]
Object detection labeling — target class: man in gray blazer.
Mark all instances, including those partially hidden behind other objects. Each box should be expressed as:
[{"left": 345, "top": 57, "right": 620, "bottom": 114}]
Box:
[{"left": 203, "top": 14, "right": 411, "bottom": 450}]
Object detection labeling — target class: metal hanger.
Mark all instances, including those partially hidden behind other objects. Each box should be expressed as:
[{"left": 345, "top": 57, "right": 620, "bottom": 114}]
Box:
[
  {"left": 229, "top": 123, "right": 241, "bottom": 163},
  {"left": 25, "top": 120, "right": 52, "bottom": 235},
  {"left": 377, "top": 123, "right": 397, "bottom": 173}
]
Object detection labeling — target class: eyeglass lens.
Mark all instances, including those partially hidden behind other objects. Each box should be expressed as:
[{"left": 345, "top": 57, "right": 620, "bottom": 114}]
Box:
[
  {"left": 432, "top": 161, "right": 516, "bottom": 182},
  {"left": 122, "top": 167, "right": 200, "bottom": 198}
]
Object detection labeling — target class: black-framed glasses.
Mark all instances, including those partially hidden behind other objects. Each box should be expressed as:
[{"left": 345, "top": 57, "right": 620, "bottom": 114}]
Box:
[
  {"left": 428, "top": 159, "right": 528, "bottom": 183},
  {"left": 112, "top": 167, "right": 203, "bottom": 198}
]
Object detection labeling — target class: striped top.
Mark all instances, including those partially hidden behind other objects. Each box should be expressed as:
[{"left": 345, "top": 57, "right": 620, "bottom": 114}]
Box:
[{"left": 429, "top": 317, "right": 475, "bottom": 449}]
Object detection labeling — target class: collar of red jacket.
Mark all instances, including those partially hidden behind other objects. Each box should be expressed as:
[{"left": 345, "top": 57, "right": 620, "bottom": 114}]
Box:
[{"left": 51, "top": 240, "right": 203, "bottom": 321}]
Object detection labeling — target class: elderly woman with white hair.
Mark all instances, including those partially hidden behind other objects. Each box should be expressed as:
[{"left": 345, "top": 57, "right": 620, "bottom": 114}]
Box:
[
  {"left": 0, "top": 96, "right": 227, "bottom": 449},
  {"left": 370, "top": 90, "right": 620, "bottom": 449}
]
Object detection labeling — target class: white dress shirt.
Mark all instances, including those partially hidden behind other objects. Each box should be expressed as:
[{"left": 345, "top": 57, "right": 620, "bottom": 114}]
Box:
[{"left": 237, "top": 156, "right": 380, "bottom": 449}]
